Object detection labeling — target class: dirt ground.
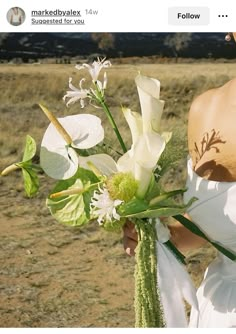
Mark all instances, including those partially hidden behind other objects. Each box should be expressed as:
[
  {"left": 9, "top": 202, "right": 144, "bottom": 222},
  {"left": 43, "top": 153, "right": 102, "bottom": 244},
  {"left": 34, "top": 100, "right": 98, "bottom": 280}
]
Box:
[
  {"left": 0, "top": 184, "right": 136, "bottom": 327},
  {"left": 0, "top": 189, "right": 216, "bottom": 328}
]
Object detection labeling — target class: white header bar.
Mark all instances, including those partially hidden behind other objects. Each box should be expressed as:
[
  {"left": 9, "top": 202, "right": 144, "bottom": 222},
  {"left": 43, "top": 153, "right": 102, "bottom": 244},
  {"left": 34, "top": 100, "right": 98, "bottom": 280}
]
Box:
[{"left": 0, "top": 0, "right": 235, "bottom": 32}]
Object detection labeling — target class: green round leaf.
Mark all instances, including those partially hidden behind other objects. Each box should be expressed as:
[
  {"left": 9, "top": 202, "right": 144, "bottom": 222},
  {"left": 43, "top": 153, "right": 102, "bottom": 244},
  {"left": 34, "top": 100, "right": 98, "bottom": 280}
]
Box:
[{"left": 23, "top": 135, "right": 37, "bottom": 162}]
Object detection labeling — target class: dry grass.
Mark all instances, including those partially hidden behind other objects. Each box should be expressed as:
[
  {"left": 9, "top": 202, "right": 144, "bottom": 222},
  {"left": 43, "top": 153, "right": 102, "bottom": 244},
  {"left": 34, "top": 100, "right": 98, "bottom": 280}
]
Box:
[{"left": 0, "top": 61, "right": 235, "bottom": 327}]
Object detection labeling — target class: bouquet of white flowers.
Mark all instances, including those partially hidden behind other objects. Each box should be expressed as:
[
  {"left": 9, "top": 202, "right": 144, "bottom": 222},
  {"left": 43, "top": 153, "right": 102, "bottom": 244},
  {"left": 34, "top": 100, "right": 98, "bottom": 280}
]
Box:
[{"left": 2, "top": 58, "right": 235, "bottom": 328}]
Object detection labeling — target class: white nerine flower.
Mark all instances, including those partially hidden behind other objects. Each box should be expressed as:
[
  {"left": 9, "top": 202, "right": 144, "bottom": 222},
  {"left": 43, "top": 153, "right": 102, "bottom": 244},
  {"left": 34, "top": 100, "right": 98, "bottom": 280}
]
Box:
[
  {"left": 90, "top": 188, "right": 123, "bottom": 225},
  {"left": 75, "top": 57, "right": 111, "bottom": 82},
  {"left": 95, "top": 76, "right": 107, "bottom": 91},
  {"left": 103, "top": 72, "right": 108, "bottom": 90},
  {"left": 63, "top": 78, "right": 89, "bottom": 108},
  {"left": 63, "top": 59, "right": 111, "bottom": 109}
]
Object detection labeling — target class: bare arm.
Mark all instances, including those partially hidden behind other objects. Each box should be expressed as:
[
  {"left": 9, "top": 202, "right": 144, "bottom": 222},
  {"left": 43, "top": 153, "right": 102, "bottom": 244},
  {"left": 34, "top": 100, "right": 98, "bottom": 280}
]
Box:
[
  {"left": 168, "top": 214, "right": 207, "bottom": 253},
  {"left": 123, "top": 215, "right": 207, "bottom": 256}
]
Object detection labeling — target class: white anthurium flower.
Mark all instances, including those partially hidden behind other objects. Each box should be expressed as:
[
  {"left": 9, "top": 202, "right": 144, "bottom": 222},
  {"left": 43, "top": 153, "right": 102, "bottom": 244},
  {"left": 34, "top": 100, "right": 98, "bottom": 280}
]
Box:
[
  {"left": 63, "top": 77, "right": 89, "bottom": 108},
  {"left": 135, "top": 74, "right": 165, "bottom": 134},
  {"left": 40, "top": 114, "right": 104, "bottom": 180},
  {"left": 75, "top": 57, "right": 111, "bottom": 82},
  {"left": 90, "top": 187, "right": 123, "bottom": 224},
  {"left": 79, "top": 154, "right": 118, "bottom": 177}
]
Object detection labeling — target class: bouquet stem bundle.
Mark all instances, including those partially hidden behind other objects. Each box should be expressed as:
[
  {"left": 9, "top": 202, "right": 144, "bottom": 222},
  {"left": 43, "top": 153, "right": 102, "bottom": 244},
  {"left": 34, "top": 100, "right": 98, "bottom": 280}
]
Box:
[{"left": 134, "top": 220, "right": 165, "bottom": 327}]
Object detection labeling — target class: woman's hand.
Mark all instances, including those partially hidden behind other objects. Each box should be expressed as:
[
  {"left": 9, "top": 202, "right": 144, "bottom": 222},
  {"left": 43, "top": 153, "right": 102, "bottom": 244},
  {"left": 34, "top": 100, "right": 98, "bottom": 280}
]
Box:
[{"left": 123, "top": 221, "right": 138, "bottom": 256}]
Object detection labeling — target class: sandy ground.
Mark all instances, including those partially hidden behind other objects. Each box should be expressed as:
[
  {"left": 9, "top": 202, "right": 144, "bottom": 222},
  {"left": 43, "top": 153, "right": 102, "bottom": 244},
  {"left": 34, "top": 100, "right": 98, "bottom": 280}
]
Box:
[
  {"left": 0, "top": 173, "right": 216, "bottom": 328},
  {"left": 0, "top": 178, "right": 137, "bottom": 327}
]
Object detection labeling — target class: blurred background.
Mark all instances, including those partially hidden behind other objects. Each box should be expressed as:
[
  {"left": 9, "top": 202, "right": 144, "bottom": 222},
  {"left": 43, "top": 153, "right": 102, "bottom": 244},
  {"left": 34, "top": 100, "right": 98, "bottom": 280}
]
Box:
[{"left": 0, "top": 32, "right": 236, "bottom": 63}]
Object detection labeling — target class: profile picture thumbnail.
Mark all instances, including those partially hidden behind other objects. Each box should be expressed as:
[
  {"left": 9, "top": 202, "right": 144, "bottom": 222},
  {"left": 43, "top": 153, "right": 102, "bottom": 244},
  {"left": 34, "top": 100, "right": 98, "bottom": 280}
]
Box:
[{"left": 7, "top": 7, "right": 25, "bottom": 26}]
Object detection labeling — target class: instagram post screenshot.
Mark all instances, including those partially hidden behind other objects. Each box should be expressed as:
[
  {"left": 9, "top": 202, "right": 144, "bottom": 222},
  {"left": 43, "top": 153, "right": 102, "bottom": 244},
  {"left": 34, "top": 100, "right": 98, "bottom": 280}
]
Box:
[{"left": 0, "top": 0, "right": 236, "bottom": 330}]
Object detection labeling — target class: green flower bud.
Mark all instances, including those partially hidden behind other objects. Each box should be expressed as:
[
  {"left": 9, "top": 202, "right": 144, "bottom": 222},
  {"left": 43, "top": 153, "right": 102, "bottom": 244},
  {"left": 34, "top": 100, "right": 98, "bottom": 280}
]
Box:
[{"left": 106, "top": 172, "right": 138, "bottom": 202}]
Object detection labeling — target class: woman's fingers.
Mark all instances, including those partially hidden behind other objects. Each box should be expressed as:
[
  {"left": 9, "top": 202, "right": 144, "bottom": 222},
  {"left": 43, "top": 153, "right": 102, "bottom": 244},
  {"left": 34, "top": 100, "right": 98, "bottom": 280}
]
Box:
[
  {"left": 123, "top": 235, "right": 137, "bottom": 256},
  {"left": 123, "top": 221, "right": 138, "bottom": 256},
  {"left": 123, "top": 221, "right": 138, "bottom": 241}
]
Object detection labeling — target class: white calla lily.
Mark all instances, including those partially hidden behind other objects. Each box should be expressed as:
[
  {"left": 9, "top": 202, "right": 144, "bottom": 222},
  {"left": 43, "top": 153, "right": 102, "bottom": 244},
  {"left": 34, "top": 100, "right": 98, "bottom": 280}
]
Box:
[
  {"left": 117, "top": 133, "right": 166, "bottom": 197},
  {"left": 134, "top": 133, "right": 165, "bottom": 170},
  {"left": 135, "top": 74, "right": 165, "bottom": 134},
  {"left": 122, "top": 108, "right": 143, "bottom": 144},
  {"left": 40, "top": 114, "right": 104, "bottom": 180}
]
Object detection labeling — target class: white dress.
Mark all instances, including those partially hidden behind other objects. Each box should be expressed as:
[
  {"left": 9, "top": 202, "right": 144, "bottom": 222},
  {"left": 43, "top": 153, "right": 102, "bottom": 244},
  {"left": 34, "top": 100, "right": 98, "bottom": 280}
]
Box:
[{"left": 184, "top": 159, "right": 236, "bottom": 328}]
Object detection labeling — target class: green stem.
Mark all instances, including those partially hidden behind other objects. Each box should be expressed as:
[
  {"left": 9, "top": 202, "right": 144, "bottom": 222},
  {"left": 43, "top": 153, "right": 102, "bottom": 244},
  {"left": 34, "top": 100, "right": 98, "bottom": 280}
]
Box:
[
  {"left": 100, "top": 99, "right": 127, "bottom": 153},
  {"left": 20, "top": 163, "right": 43, "bottom": 172},
  {"left": 93, "top": 82, "right": 127, "bottom": 153}
]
